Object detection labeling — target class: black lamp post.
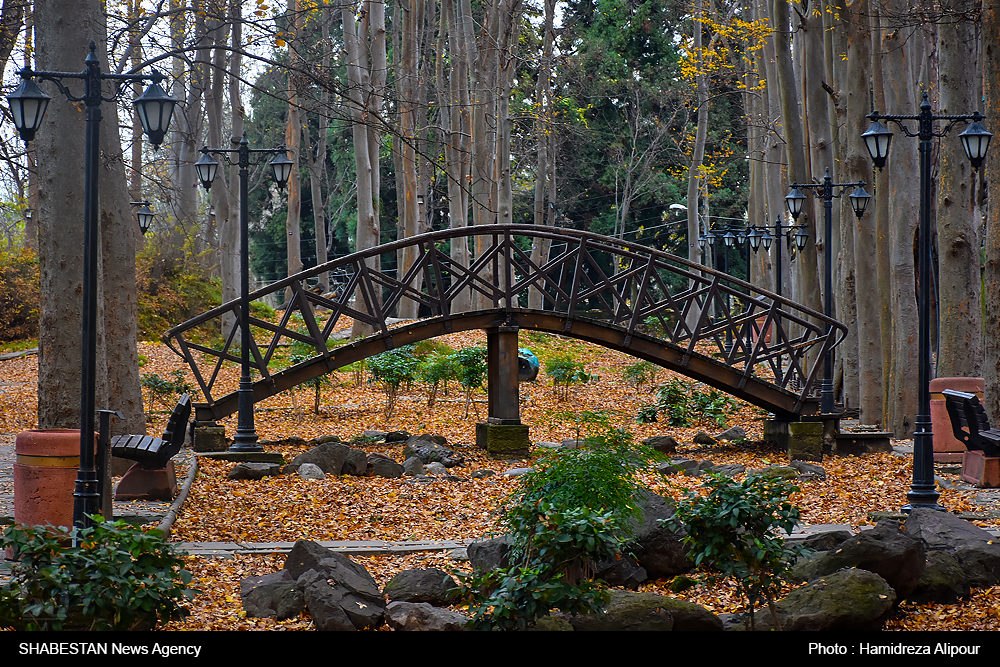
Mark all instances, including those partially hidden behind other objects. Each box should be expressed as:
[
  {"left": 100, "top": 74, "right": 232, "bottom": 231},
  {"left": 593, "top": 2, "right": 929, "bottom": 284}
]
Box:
[
  {"left": 786, "top": 169, "right": 871, "bottom": 414},
  {"left": 195, "top": 133, "right": 291, "bottom": 452},
  {"left": 863, "top": 92, "right": 991, "bottom": 511},
  {"left": 749, "top": 219, "right": 807, "bottom": 363},
  {"left": 6, "top": 41, "right": 176, "bottom": 531}
]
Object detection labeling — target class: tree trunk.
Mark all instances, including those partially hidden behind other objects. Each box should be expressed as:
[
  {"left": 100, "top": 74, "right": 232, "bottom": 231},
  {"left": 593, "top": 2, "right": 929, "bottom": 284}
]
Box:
[
  {"left": 285, "top": 0, "right": 303, "bottom": 304},
  {"left": 935, "top": 4, "right": 983, "bottom": 379},
  {"left": 982, "top": 0, "right": 1000, "bottom": 423}
]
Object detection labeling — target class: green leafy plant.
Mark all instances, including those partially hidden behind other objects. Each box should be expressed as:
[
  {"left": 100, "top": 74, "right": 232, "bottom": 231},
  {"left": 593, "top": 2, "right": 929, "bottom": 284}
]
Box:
[
  {"left": 140, "top": 370, "right": 193, "bottom": 413},
  {"left": 418, "top": 351, "right": 458, "bottom": 407},
  {"left": 544, "top": 352, "right": 590, "bottom": 400},
  {"left": 452, "top": 346, "right": 486, "bottom": 418},
  {"left": 455, "top": 433, "right": 654, "bottom": 630},
  {"left": 0, "top": 516, "right": 196, "bottom": 631},
  {"left": 649, "top": 378, "right": 739, "bottom": 427},
  {"left": 367, "top": 345, "right": 418, "bottom": 418},
  {"left": 668, "top": 473, "right": 807, "bottom": 630},
  {"left": 622, "top": 360, "right": 657, "bottom": 390}
]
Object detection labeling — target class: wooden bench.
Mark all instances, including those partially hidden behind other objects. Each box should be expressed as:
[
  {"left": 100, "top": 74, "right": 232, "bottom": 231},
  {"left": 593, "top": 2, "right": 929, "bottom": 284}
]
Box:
[
  {"left": 112, "top": 394, "right": 191, "bottom": 501},
  {"left": 942, "top": 389, "right": 1000, "bottom": 456},
  {"left": 942, "top": 389, "right": 1000, "bottom": 487}
]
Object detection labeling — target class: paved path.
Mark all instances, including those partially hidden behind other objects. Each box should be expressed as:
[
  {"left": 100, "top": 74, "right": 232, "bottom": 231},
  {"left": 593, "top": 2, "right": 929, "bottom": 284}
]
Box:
[{"left": 4, "top": 436, "right": 1000, "bottom": 558}]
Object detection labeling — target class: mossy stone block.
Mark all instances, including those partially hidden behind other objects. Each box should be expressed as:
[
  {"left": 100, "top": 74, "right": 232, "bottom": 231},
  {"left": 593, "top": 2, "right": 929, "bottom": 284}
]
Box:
[{"left": 477, "top": 423, "right": 531, "bottom": 459}]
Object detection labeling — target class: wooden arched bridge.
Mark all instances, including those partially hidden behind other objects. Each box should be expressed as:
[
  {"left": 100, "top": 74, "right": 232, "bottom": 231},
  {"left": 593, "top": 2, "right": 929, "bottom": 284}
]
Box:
[{"left": 163, "top": 225, "right": 846, "bottom": 423}]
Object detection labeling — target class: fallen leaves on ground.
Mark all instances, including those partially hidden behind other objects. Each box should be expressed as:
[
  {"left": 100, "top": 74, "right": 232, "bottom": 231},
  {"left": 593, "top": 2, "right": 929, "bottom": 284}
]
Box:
[{"left": 3, "top": 324, "right": 999, "bottom": 631}]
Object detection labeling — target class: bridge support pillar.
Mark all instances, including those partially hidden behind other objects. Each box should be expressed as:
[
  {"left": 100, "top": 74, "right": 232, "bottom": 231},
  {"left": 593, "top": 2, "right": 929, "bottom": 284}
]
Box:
[
  {"left": 477, "top": 326, "right": 530, "bottom": 458},
  {"left": 764, "top": 418, "right": 824, "bottom": 462}
]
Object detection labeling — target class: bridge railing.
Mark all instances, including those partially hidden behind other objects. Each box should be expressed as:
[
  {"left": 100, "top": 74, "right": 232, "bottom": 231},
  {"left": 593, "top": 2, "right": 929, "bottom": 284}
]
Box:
[{"left": 163, "top": 225, "right": 846, "bottom": 416}]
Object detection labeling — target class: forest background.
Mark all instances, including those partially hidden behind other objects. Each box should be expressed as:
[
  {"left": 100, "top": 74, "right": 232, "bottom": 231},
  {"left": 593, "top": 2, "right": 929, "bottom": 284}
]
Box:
[{"left": 0, "top": 0, "right": 999, "bottom": 441}]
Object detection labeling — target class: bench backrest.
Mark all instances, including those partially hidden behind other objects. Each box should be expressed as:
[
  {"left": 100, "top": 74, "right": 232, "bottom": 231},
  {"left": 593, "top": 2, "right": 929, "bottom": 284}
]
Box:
[
  {"left": 159, "top": 394, "right": 192, "bottom": 459},
  {"left": 943, "top": 389, "right": 991, "bottom": 452}
]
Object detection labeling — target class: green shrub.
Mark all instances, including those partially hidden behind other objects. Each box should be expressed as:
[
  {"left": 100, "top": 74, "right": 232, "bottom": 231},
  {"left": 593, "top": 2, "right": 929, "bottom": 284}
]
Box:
[
  {"left": 418, "top": 352, "right": 458, "bottom": 407},
  {"left": 0, "top": 516, "right": 196, "bottom": 631},
  {"left": 140, "top": 370, "right": 193, "bottom": 412},
  {"left": 367, "top": 345, "right": 418, "bottom": 418},
  {"left": 669, "top": 473, "right": 807, "bottom": 630},
  {"left": 622, "top": 360, "right": 657, "bottom": 390},
  {"left": 0, "top": 246, "right": 39, "bottom": 341},
  {"left": 455, "top": 435, "right": 653, "bottom": 630},
  {"left": 544, "top": 352, "right": 590, "bottom": 400},
  {"left": 136, "top": 245, "right": 222, "bottom": 341},
  {"left": 452, "top": 346, "right": 486, "bottom": 418},
  {"left": 649, "top": 378, "right": 739, "bottom": 427}
]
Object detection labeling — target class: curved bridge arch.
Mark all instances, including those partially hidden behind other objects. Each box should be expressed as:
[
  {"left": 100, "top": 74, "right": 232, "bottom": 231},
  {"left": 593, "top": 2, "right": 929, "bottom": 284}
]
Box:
[{"left": 164, "top": 225, "right": 847, "bottom": 422}]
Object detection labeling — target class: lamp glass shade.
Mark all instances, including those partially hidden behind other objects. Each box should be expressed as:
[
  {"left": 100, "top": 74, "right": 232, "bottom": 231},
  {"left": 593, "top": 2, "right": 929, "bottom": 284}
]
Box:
[
  {"left": 270, "top": 152, "right": 293, "bottom": 188},
  {"left": 194, "top": 152, "right": 219, "bottom": 189},
  {"left": 794, "top": 227, "right": 809, "bottom": 250},
  {"left": 705, "top": 230, "right": 715, "bottom": 247},
  {"left": 748, "top": 228, "right": 761, "bottom": 252},
  {"left": 862, "top": 120, "right": 893, "bottom": 169},
  {"left": 7, "top": 77, "right": 51, "bottom": 142},
  {"left": 133, "top": 79, "right": 177, "bottom": 147},
  {"left": 723, "top": 230, "right": 736, "bottom": 247},
  {"left": 959, "top": 121, "right": 992, "bottom": 170},
  {"left": 761, "top": 230, "right": 773, "bottom": 251},
  {"left": 848, "top": 186, "right": 871, "bottom": 218},
  {"left": 784, "top": 188, "right": 806, "bottom": 219},
  {"left": 136, "top": 205, "right": 154, "bottom": 235}
]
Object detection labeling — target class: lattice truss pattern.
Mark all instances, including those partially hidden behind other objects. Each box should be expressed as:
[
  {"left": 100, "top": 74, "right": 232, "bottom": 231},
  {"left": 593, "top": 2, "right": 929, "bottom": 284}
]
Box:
[{"left": 164, "top": 225, "right": 846, "bottom": 416}]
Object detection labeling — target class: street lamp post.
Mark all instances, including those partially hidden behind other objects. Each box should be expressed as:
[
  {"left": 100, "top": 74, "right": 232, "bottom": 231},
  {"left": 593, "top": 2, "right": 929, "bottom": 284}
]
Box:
[
  {"left": 785, "top": 169, "right": 871, "bottom": 414},
  {"left": 195, "top": 133, "right": 292, "bottom": 452},
  {"left": 748, "top": 219, "right": 807, "bottom": 371},
  {"left": 862, "top": 91, "right": 992, "bottom": 511},
  {"left": 6, "top": 41, "right": 176, "bottom": 531}
]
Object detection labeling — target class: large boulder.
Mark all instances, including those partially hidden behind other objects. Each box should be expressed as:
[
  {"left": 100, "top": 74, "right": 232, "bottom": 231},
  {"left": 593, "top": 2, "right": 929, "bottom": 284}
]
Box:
[
  {"left": 240, "top": 570, "right": 304, "bottom": 620},
  {"left": 366, "top": 453, "right": 405, "bottom": 478},
  {"left": 284, "top": 442, "right": 352, "bottom": 475},
  {"left": 909, "top": 551, "right": 971, "bottom": 605},
  {"left": 789, "top": 519, "right": 924, "bottom": 602},
  {"left": 749, "top": 568, "right": 896, "bottom": 631},
  {"left": 905, "top": 508, "right": 1000, "bottom": 588},
  {"left": 467, "top": 536, "right": 513, "bottom": 573},
  {"left": 626, "top": 490, "right": 691, "bottom": 579},
  {"left": 382, "top": 568, "right": 458, "bottom": 606},
  {"left": 402, "top": 440, "right": 464, "bottom": 468},
  {"left": 565, "top": 590, "right": 722, "bottom": 631},
  {"left": 385, "top": 601, "right": 468, "bottom": 631}
]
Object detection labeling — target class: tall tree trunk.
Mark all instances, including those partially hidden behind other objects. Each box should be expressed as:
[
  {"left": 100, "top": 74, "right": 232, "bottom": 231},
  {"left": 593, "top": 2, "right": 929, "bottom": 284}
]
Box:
[
  {"left": 285, "top": 0, "right": 303, "bottom": 304},
  {"left": 936, "top": 4, "right": 983, "bottom": 378},
  {"left": 983, "top": 0, "right": 1000, "bottom": 423}
]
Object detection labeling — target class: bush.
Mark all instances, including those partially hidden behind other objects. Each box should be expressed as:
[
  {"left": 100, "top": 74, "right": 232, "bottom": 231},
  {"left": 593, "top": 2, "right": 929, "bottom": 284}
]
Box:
[
  {"left": 668, "top": 473, "right": 807, "bottom": 630},
  {"left": 455, "top": 434, "right": 654, "bottom": 630},
  {"left": 418, "top": 351, "right": 457, "bottom": 407},
  {"left": 544, "top": 352, "right": 590, "bottom": 400},
  {"left": 0, "top": 517, "right": 196, "bottom": 631},
  {"left": 140, "top": 370, "right": 193, "bottom": 412},
  {"left": 622, "top": 360, "right": 657, "bottom": 390},
  {"left": 452, "top": 346, "right": 486, "bottom": 418},
  {"left": 136, "top": 243, "right": 222, "bottom": 341},
  {"left": 367, "top": 345, "right": 419, "bottom": 418},
  {"left": 649, "top": 378, "right": 739, "bottom": 427},
  {"left": 0, "top": 246, "right": 39, "bottom": 341}
]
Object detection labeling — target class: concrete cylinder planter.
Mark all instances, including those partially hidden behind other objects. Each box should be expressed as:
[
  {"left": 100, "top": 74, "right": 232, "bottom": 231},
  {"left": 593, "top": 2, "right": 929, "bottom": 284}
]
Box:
[{"left": 14, "top": 429, "right": 93, "bottom": 529}]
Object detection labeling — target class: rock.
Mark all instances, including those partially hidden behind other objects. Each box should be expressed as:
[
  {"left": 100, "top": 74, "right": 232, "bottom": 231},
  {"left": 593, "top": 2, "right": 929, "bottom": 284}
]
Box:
[
  {"left": 299, "top": 574, "right": 383, "bottom": 631},
  {"left": 706, "top": 463, "right": 746, "bottom": 477},
  {"left": 715, "top": 426, "right": 747, "bottom": 441},
  {"left": 402, "top": 456, "right": 426, "bottom": 476},
  {"left": 467, "top": 536, "right": 513, "bottom": 573},
  {"left": 227, "top": 462, "right": 282, "bottom": 480},
  {"left": 560, "top": 438, "right": 585, "bottom": 449},
  {"left": 799, "top": 529, "right": 854, "bottom": 552},
  {"left": 693, "top": 431, "right": 717, "bottom": 445},
  {"left": 593, "top": 554, "right": 647, "bottom": 590},
  {"left": 385, "top": 430, "right": 412, "bottom": 443},
  {"left": 532, "top": 615, "right": 575, "bottom": 631},
  {"left": 626, "top": 489, "right": 691, "bottom": 579},
  {"left": 789, "top": 519, "right": 924, "bottom": 602},
  {"left": 285, "top": 441, "right": 352, "bottom": 475},
  {"left": 657, "top": 458, "right": 700, "bottom": 476},
  {"left": 758, "top": 568, "right": 896, "bottom": 631},
  {"left": 382, "top": 568, "right": 458, "bottom": 606},
  {"left": 565, "top": 590, "right": 722, "bottom": 631},
  {"left": 385, "top": 601, "right": 468, "bottom": 631},
  {"left": 309, "top": 434, "right": 343, "bottom": 445},
  {"left": 297, "top": 462, "right": 326, "bottom": 480},
  {"left": 642, "top": 435, "right": 679, "bottom": 454},
  {"left": 407, "top": 433, "right": 449, "bottom": 446},
  {"left": 909, "top": 551, "right": 971, "bottom": 604},
  {"left": 905, "top": 508, "right": 1000, "bottom": 588},
  {"left": 472, "top": 469, "right": 496, "bottom": 479},
  {"left": 240, "top": 571, "right": 304, "bottom": 620},
  {"left": 789, "top": 460, "right": 827, "bottom": 480},
  {"left": 756, "top": 464, "right": 799, "bottom": 479},
  {"left": 502, "top": 467, "right": 533, "bottom": 477},
  {"left": 402, "top": 441, "right": 464, "bottom": 468},
  {"left": 291, "top": 548, "right": 385, "bottom": 631},
  {"left": 424, "top": 462, "right": 448, "bottom": 476},
  {"left": 362, "top": 430, "right": 387, "bottom": 441},
  {"left": 342, "top": 448, "right": 368, "bottom": 476},
  {"left": 366, "top": 454, "right": 404, "bottom": 478}
]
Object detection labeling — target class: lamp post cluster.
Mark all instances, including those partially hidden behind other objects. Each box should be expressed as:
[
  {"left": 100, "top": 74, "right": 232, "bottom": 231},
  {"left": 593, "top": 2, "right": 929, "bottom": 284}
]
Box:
[
  {"left": 195, "top": 133, "right": 293, "bottom": 452},
  {"left": 5, "top": 42, "right": 177, "bottom": 530},
  {"left": 785, "top": 170, "right": 871, "bottom": 414},
  {"left": 862, "top": 91, "right": 992, "bottom": 511}
]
